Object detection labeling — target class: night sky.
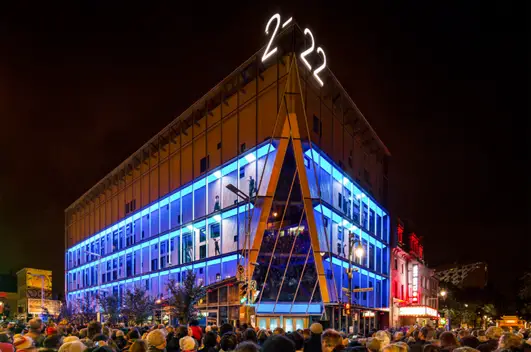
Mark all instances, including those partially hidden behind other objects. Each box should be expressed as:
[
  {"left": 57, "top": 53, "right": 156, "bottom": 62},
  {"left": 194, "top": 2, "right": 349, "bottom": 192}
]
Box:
[{"left": 0, "top": 3, "right": 526, "bottom": 307}]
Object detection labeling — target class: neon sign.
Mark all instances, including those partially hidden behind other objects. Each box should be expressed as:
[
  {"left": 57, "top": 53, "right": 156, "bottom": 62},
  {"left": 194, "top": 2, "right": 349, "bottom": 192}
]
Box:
[
  {"left": 412, "top": 264, "right": 419, "bottom": 303},
  {"left": 262, "top": 13, "right": 327, "bottom": 87}
]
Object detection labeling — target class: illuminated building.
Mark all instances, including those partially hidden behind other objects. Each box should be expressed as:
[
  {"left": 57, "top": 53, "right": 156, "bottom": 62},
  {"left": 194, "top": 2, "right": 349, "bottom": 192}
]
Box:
[
  {"left": 16, "top": 268, "right": 61, "bottom": 320},
  {"left": 65, "top": 14, "right": 391, "bottom": 331},
  {"left": 390, "top": 219, "right": 439, "bottom": 327}
]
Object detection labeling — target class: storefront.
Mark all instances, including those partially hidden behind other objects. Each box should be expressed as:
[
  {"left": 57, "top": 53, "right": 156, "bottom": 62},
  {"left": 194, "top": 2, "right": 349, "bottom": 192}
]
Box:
[{"left": 398, "top": 305, "right": 439, "bottom": 327}]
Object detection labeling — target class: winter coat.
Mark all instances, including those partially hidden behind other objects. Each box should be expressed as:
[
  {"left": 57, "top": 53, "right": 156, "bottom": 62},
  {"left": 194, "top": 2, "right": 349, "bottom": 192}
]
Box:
[
  {"left": 189, "top": 326, "right": 202, "bottom": 343},
  {"left": 304, "top": 333, "right": 322, "bottom": 352},
  {"left": 409, "top": 340, "right": 430, "bottom": 352},
  {"left": 147, "top": 345, "right": 166, "bottom": 352},
  {"left": 0, "top": 342, "right": 14, "bottom": 352}
]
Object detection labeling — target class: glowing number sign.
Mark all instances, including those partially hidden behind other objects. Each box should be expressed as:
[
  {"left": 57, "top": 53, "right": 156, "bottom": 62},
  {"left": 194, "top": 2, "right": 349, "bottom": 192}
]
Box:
[{"left": 262, "top": 13, "right": 327, "bottom": 87}]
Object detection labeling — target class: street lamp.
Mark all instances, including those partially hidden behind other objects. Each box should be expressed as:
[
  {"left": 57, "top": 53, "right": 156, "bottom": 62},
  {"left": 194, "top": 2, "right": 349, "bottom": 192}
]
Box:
[
  {"left": 226, "top": 183, "right": 252, "bottom": 312},
  {"left": 347, "top": 232, "right": 364, "bottom": 333},
  {"left": 83, "top": 250, "right": 102, "bottom": 321},
  {"left": 440, "top": 290, "right": 447, "bottom": 298},
  {"left": 439, "top": 289, "right": 449, "bottom": 330}
]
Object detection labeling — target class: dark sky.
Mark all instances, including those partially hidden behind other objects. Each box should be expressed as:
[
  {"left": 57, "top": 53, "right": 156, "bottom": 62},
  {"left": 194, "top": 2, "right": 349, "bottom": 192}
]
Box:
[{"left": 0, "top": 2, "right": 527, "bottom": 305}]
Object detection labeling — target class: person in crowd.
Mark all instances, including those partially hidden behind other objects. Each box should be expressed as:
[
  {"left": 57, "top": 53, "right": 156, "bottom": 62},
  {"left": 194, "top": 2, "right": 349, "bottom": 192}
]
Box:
[
  {"left": 409, "top": 327, "right": 431, "bottom": 352},
  {"left": 302, "top": 329, "right": 311, "bottom": 341},
  {"left": 240, "top": 329, "right": 257, "bottom": 345},
  {"left": 321, "top": 329, "right": 344, "bottom": 352},
  {"left": 129, "top": 340, "right": 147, "bottom": 352},
  {"left": 286, "top": 331, "right": 304, "bottom": 352},
  {"left": 393, "top": 332, "right": 405, "bottom": 343},
  {"left": 15, "top": 336, "right": 37, "bottom": 352},
  {"left": 375, "top": 331, "right": 391, "bottom": 348},
  {"left": 273, "top": 327, "right": 285, "bottom": 336},
  {"left": 40, "top": 335, "right": 62, "bottom": 352},
  {"left": 460, "top": 336, "right": 480, "bottom": 349},
  {"left": 219, "top": 333, "right": 237, "bottom": 352},
  {"left": 58, "top": 341, "right": 86, "bottom": 352},
  {"left": 439, "top": 332, "right": 460, "bottom": 352},
  {"left": 256, "top": 330, "right": 269, "bottom": 347},
  {"left": 188, "top": 321, "right": 202, "bottom": 343},
  {"left": 424, "top": 345, "right": 442, "bottom": 352},
  {"left": 179, "top": 336, "right": 197, "bottom": 352},
  {"left": 458, "top": 331, "right": 470, "bottom": 342},
  {"left": 477, "top": 327, "right": 504, "bottom": 352},
  {"left": 220, "top": 324, "right": 234, "bottom": 337},
  {"left": 453, "top": 348, "right": 479, "bottom": 352},
  {"left": 234, "top": 342, "right": 259, "bottom": 352},
  {"left": 497, "top": 333, "right": 522, "bottom": 352},
  {"left": 123, "top": 329, "right": 141, "bottom": 352},
  {"left": 198, "top": 332, "right": 217, "bottom": 352},
  {"left": 383, "top": 344, "right": 407, "bottom": 352},
  {"left": 261, "top": 334, "right": 295, "bottom": 352},
  {"left": 304, "top": 323, "right": 323, "bottom": 352},
  {"left": 166, "top": 326, "right": 188, "bottom": 352},
  {"left": 112, "top": 330, "right": 127, "bottom": 350},
  {"left": 146, "top": 330, "right": 167, "bottom": 352},
  {"left": 87, "top": 323, "right": 102, "bottom": 341},
  {"left": 0, "top": 334, "right": 14, "bottom": 352},
  {"left": 26, "top": 319, "right": 45, "bottom": 348},
  {"left": 367, "top": 337, "right": 382, "bottom": 352}
]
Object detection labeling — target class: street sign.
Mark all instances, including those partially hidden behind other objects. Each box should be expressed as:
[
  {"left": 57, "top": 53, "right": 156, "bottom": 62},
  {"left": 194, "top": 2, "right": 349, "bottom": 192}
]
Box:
[{"left": 352, "top": 287, "right": 374, "bottom": 293}]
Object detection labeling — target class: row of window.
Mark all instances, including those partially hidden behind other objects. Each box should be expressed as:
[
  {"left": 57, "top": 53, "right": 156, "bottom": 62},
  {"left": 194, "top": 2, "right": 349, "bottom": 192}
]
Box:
[
  {"left": 304, "top": 148, "right": 388, "bottom": 243},
  {"left": 66, "top": 143, "right": 277, "bottom": 270}
]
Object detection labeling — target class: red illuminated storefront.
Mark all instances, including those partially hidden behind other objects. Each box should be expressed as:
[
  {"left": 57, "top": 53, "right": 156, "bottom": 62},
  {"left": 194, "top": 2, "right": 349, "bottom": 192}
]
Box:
[{"left": 390, "top": 219, "right": 439, "bottom": 327}]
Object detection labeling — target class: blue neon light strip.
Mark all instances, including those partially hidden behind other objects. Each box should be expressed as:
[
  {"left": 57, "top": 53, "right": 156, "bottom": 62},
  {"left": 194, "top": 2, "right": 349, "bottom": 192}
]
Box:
[
  {"left": 67, "top": 204, "right": 251, "bottom": 275},
  {"left": 67, "top": 253, "right": 240, "bottom": 296},
  {"left": 328, "top": 257, "right": 386, "bottom": 281},
  {"left": 68, "top": 143, "right": 275, "bottom": 253},
  {"left": 313, "top": 203, "right": 386, "bottom": 249},
  {"left": 304, "top": 147, "right": 387, "bottom": 216}
]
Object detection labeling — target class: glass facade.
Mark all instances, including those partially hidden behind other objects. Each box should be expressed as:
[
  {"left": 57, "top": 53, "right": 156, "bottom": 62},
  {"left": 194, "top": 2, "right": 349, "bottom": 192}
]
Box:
[
  {"left": 65, "top": 143, "right": 277, "bottom": 304},
  {"left": 251, "top": 143, "right": 389, "bottom": 315}
]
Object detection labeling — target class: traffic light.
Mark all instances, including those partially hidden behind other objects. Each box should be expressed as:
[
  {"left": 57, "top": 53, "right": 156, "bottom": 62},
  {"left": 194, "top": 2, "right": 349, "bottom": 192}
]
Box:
[
  {"left": 344, "top": 303, "right": 351, "bottom": 316},
  {"left": 240, "top": 283, "right": 248, "bottom": 304}
]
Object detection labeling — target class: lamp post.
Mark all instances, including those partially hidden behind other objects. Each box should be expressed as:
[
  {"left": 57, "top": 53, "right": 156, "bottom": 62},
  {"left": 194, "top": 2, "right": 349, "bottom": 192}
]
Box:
[
  {"left": 84, "top": 250, "right": 102, "bottom": 321},
  {"left": 226, "top": 183, "right": 252, "bottom": 311},
  {"left": 347, "top": 231, "right": 364, "bottom": 333},
  {"left": 440, "top": 289, "right": 449, "bottom": 330}
]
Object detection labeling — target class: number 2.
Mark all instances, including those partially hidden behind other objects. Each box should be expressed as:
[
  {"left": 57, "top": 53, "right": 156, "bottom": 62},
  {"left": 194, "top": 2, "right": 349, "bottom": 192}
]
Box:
[
  {"left": 300, "top": 28, "right": 315, "bottom": 70},
  {"left": 313, "top": 47, "right": 326, "bottom": 87},
  {"left": 262, "top": 14, "right": 280, "bottom": 62}
]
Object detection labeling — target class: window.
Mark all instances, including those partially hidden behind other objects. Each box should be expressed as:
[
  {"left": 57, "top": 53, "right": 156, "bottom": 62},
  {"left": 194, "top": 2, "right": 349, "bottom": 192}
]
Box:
[
  {"left": 200, "top": 245, "right": 206, "bottom": 259},
  {"left": 239, "top": 167, "right": 245, "bottom": 179},
  {"left": 401, "top": 264, "right": 404, "bottom": 274},
  {"left": 304, "top": 156, "right": 310, "bottom": 168},
  {"left": 210, "top": 223, "right": 220, "bottom": 238},
  {"left": 337, "top": 192, "right": 342, "bottom": 208},
  {"left": 200, "top": 156, "right": 209, "bottom": 173},
  {"left": 401, "top": 284, "right": 404, "bottom": 300},
  {"left": 217, "top": 142, "right": 222, "bottom": 150},
  {"left": 240, "top": 143, "right": 246, "bottom": 153},
  {"left": 394, "top": 258, "right": 398, "bottom": 270}
]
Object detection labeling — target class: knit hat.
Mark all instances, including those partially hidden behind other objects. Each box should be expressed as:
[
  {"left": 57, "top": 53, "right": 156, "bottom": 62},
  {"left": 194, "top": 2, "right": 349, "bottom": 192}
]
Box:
[
  {"left": 58, "top": 341, "right": 88, "bottom": 352},
  {"left": 63, "top": 336, "right": 80, "bottom": 343},
  {"left": 46, "top": 327, "right": 58, "bottom": 336},
  {"left": 310, "top": 323, "right": 323, "bottom": 335},
  {"left": 147, "top": 329, "right": 166, "bottom": 350},
  {"left": 179, "top": 336, "right": 196, "bottom": 352},
  {"left": 14, "top": 335, "right": 33, "bottom": 350}
]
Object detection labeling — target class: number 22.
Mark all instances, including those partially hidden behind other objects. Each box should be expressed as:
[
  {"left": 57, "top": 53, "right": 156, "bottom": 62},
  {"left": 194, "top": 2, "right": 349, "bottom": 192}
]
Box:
[{"left": 301, "top": 28, "right": 326, "bottom": 87}]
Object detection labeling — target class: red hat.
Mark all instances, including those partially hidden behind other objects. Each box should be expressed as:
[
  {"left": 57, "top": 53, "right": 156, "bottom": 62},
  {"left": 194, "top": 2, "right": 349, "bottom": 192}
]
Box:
[{"left": 46, "top": 327, "right": 58, "bottom": 336}]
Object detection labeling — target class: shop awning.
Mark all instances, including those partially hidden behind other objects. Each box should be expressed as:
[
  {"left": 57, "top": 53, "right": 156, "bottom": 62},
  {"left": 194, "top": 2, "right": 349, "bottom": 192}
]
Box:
[{"left": 398, "top": 305, "right": 438, "bottom": 318}]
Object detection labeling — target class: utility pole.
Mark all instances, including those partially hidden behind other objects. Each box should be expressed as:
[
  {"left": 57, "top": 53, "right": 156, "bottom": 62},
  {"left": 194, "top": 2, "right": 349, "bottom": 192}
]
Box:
[{"left": 226, "top": 183, "right": 253, "bottom": 321}]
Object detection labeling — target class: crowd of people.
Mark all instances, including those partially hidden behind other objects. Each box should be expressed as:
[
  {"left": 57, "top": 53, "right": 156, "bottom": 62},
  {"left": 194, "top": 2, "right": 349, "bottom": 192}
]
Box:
[{"left": 0, "top": 318, "right": 530, "bottom": 352}]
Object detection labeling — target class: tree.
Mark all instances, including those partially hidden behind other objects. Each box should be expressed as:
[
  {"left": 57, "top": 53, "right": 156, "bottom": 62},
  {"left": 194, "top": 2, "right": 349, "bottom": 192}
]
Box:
[
  {"left": 167, "top": 270, "right": 206, "bottom": 324},
  {"left": 518, "top": 273, "right": 531, "bottom": 319},
  {"left": 72, "top": 296, "right": 96, "bottom": 324},
  {"left": 98, "top": 294, "right": 121, "bottom": 324},
  {"left": 122, "top": 287, "right": 154, "bottom": 325}
]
